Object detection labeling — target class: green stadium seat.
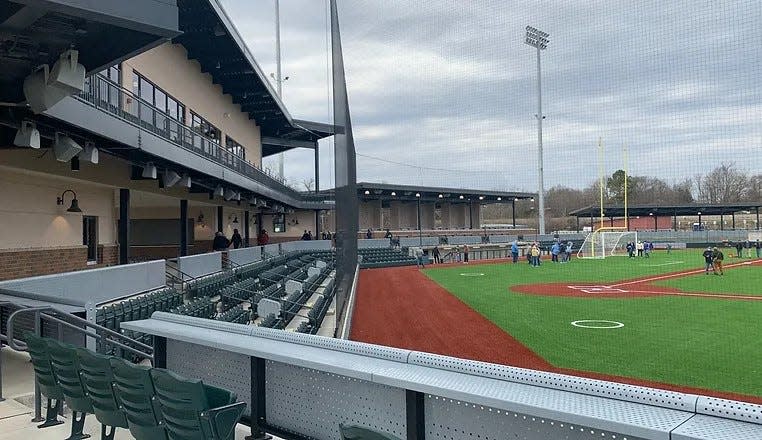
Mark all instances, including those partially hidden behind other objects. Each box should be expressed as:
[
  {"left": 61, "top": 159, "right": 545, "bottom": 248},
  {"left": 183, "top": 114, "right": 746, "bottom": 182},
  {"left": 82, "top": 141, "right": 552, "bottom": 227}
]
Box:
[
  {"left": 75, "top": 348, "right": 128, "bottom": 440},
  {"left": 109, "top": 357, "right": 168, "bottom": 440},
  {"left": 339, "top": 424, "right": 403, "bottom": 440},
  {"left": 46, "top": 338, "right": 93, "bottom": 440},
  {"left": 24, "top": 332, "right": 65, "bottom": 428},
  {"left": 150, "top": 368, "right": 246, "bottom": 440}
]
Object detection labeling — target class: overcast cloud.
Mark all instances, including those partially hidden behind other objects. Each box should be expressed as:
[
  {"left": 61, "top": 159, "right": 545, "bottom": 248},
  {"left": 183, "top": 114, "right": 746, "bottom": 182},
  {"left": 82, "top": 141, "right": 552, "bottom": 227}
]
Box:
[{"left": 219, "top": 0, "right": 762, "bottom": 193}]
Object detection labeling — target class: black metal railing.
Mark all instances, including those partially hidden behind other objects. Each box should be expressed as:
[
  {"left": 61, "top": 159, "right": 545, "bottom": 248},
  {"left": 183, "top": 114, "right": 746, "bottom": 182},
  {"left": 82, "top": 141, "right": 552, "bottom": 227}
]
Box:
[{"left": 77, "top": 74, "right": 303, "bottom": 198}]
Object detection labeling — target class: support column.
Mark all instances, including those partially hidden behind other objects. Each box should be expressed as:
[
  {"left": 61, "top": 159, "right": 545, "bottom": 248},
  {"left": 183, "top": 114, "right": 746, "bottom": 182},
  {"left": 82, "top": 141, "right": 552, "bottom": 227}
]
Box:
[
  {"left": 720, "top": 213, "right": 724, "bottom": 230},
  {"left": 698, "top": 213, "right": 702, "bottom": 229},
  {"left": 217, "top": 206, "right": 223, "bottom": 232},
  {"left": 576, "top": 216, "right": 580, "bottom": 232},
  {"left": 653, "top": 215, "right": 658, "bottom": 231},
  {"left": 610, "top": 217, "right": 614, "bottom": 227},
  {"left": 244, "top": 210, "right": 250, "bottom": 246},
  {"left": 119, "top": 189, "right": 130, "bottom": 264},
  {"left": 314, "top": 142, "right": 320, "bottom": 192},
  {"left": 468, "top": 201, "right": 474, "bottom": 229},
  {"left": 256, "top": 212, "right": 264, "bottom": 238},
  {"left": 512, "top": 200, "right": 516, "bottom": 228},
  {"left": 440, "top": 203, "right": 451, "bottom": 229},
  {"left": 757, "top": 207, "right": 760, "bottom": 230},
  {"left": 180, "top": 199, "right": 188, "bottom": 257},
  {"left": 732, "top": 212, "right": 736, "bottom": 229},
  {"left": 673, "top": 213, "right": 677, "bottom": 231},
  {"left": 315, "top": 210, "right": 321, "bottom": 237},
  {"left": 416, "top": 198, "right": 422, "bottom": 246}
]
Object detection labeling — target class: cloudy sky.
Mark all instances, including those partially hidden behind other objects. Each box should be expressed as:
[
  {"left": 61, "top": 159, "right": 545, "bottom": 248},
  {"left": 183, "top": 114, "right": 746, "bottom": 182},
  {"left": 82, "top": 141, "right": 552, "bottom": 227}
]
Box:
[{"left": 219, "top": 0, "right": 761, "bottom": 193}]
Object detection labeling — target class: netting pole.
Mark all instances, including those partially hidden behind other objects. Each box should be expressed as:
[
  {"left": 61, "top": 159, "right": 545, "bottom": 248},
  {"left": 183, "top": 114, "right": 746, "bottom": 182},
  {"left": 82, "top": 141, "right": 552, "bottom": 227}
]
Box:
[
  {"left": 598, "top": 137, "right": 605, "bottom": 230},
  {"left": 623, "top": 144, "right": 629, "bottom": 231}
]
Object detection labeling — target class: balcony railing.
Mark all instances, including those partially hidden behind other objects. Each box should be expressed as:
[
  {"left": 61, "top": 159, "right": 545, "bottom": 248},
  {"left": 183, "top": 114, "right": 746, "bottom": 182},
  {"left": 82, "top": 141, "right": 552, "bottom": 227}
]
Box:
[{"left": 77, "top": 74, "right": 304, "bottom": 199}]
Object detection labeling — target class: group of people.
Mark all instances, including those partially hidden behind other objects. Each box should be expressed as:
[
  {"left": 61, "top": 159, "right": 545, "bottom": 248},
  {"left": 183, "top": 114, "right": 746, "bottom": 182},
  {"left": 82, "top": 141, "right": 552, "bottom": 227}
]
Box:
[
  {"left": 732, "top": 240, "right": 761, "bottom": 259},
  {"left": 626, "top": 241, "right": 654, "bottom": 258},
  {"left": 212, "top": 228, "right": 271, "bottom": 251},
  {"left": 702, "top": 246, "right": 725, "bottom": 275},
  {"left": 427, "top": 244, "right": 469, "bottom": 265}
]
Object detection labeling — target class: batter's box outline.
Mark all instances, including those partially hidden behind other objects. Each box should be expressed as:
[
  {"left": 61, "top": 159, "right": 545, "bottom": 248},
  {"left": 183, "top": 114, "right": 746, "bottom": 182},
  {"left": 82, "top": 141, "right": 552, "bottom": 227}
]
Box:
[{"left": 567, "top": 285, "right": 628, "bottom": 294}]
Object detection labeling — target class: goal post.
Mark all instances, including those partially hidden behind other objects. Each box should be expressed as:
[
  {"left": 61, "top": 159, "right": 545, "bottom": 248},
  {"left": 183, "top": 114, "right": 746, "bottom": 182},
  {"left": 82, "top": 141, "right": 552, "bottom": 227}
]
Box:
[{"left": 577, "top": 228, "right": 638, "bottom": 259}]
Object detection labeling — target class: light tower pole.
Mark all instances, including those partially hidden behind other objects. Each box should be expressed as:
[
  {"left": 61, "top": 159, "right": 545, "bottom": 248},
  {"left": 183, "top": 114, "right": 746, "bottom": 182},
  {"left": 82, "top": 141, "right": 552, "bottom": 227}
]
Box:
[
  {"left": 525, "top": 26, "right": 550, "bottom": 235},
  {"left": 275, "top": 0, "right": 284, "bottom": 179}
]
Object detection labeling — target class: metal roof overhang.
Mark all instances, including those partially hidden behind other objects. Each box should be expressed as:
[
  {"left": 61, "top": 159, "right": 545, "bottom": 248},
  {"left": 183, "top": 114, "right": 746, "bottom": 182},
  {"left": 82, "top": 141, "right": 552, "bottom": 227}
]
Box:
[
  {"left": 0, "top": 0, "right": 180, "bottom": 103},
  {"left": 569, "top": 203, "right": 762, "bottom": 218},
  {"left": 174, "top": 0, "right": 332, "bottom": 156},
  {"left": 353, "top": 182, "right": 536, "bottom": 203}
]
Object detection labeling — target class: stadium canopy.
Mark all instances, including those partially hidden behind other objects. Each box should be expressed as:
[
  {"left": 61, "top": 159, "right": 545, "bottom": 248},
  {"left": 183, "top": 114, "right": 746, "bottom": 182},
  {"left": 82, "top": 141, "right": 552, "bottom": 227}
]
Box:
[
  {"left": 569, "top": 203, "right": 762, "bottom": 218},
  {"left": 175, "top": 0, "right": 333, "bottom": 156},
  {"left": 0, "top": 0, "right": 180, "bottom": 103},
  {"left": 351, "top": 182, "right": 535, "bottom": 204}
]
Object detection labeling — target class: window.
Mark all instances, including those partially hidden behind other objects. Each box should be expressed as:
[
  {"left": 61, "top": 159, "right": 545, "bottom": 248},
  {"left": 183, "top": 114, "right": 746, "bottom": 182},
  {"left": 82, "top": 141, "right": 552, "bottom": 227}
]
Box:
[
  {"left": 191, "top": 111, "right": 221, "bottom": 140},
  {"left": 226, "top": 136, "right": 246, "bottom": 161},
  {"left": 83, "top": 216, "right": 98, "bottom": 263},
  {"left": 273, "top": 214, "right": 286, "bottom": 233},
  {"left": 132, "top": 71, "right": 186, "bottom": 140},
  {"left": 89, "top": 64, "right": 120, "bottom": 108}
]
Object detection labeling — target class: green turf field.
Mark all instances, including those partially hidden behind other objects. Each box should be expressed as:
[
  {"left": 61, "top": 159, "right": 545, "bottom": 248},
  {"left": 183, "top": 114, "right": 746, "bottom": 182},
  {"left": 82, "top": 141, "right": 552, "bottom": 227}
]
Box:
[{"left": 423, "top": 249, "right": 762, "bottom": 398}]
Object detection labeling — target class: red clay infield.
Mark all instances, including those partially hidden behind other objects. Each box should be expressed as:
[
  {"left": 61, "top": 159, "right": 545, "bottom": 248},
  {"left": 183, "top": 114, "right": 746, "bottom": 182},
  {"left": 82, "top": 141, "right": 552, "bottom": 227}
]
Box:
[{"left": 350, "top": 262, "right": 762, "bottom": 404}]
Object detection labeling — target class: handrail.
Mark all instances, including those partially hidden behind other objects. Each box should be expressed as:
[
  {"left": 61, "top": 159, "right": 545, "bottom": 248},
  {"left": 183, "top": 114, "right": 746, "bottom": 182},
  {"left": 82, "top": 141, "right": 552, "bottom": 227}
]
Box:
[
  {"left": 78, "top": 74, "right": 307, "bottom": 197},
  {"left": 6, "top": 306, "right": 154, "bottom": 361}
]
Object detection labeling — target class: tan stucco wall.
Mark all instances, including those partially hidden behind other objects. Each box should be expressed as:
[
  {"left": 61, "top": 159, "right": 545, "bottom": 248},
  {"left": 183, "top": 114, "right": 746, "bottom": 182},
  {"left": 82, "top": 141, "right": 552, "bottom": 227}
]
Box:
[
  {"left": 0, "top": 166, "right": 115, "bottom": 249},
  {"left": 123, "top": 43, "right": 263, "bottom": 166}
]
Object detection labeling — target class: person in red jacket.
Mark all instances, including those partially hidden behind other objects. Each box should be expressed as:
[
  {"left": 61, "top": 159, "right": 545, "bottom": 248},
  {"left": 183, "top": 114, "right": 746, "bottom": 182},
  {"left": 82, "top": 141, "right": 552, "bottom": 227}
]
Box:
[{"left": 257, "top": 229, "right": 270, "bottom": 245}]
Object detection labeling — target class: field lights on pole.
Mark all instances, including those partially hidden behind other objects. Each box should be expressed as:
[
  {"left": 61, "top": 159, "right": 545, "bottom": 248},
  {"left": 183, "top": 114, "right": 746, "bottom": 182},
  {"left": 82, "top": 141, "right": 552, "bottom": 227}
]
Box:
[{"left": 525, "top": 25, "right": 550, "bottom": 235}]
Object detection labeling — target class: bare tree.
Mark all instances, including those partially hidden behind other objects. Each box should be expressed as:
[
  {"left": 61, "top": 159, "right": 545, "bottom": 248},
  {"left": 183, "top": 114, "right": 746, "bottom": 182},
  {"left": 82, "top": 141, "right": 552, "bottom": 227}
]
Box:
[
  {"left": 695, "top": 163, "right": 749, "bottom": 203},
  {"left": 301, "top": 178, "right": 315, "bottom": 191}
]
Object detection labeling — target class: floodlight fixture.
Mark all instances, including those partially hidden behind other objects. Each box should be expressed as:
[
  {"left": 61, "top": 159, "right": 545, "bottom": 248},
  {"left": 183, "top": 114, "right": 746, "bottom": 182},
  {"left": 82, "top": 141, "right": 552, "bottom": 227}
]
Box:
[
  {"left": 524, "top": 26, "right": 550, "bottom": 49},
  {"left": 142, "top": 162, "right": 157, "bottom": 179},
  {"left": 364, "top": 190, "right": 370, "bottom": 195},
  {"left": 390, "top": 191, "right": 396, "bottom": 196},
  {"left": 415, "top": 193, "right": 420, "bottom": 198}
]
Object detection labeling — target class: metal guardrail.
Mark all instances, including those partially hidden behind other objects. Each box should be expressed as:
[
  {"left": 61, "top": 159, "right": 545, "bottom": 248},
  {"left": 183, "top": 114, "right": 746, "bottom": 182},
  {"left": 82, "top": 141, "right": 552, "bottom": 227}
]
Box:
[{"left": 77, "top": 74, "right": 307, "bottom": 198}]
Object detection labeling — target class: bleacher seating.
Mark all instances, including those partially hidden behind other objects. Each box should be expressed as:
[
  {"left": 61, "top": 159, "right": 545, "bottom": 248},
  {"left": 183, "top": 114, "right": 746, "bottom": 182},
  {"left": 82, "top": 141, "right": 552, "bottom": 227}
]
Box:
[
  {"left": 359, "top": 248, "right": 416, "bottom": 268},
  {"left": 170, "top": 296, "right": 214, "bottom": 319},
  {"left": 259, "top": 313, "right": 282, "bottom": 329},
  {"left": 216, "top": 305, "right": 250, "bottom": 324},
  {"left": 24, "top": 332, "right": 246, "bottom": 440}
]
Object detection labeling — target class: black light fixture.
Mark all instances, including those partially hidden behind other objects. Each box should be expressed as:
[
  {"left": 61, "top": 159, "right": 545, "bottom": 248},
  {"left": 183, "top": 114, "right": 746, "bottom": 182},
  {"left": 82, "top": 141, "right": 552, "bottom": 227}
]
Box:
[
  {"left": 57, "top": 189, "right": 82, "bottom": 213},
  {"left": 197, "top": 212, "right": 205, "bottom": 223},
  {"left": 232, "top": 216, "right": 239, "bottom": 226}
]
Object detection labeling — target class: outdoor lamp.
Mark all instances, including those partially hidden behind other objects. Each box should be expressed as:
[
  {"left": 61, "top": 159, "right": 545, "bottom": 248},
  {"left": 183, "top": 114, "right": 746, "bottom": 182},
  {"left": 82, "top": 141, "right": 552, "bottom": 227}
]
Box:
[{"left": 57, "top": 189, "right": 82, "bottom": 212}]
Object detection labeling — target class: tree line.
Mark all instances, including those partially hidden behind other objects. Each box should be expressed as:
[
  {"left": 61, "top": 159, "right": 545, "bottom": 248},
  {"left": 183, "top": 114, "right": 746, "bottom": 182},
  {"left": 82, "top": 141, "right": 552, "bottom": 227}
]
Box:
[{"left": 484, "top": 163, "right": 762, "bottom": 228}]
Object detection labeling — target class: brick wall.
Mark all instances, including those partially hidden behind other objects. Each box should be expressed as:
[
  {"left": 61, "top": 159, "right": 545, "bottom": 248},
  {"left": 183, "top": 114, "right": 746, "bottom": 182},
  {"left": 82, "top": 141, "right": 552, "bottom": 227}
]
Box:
[
  {"left": 0, "top": 246, "right": 89, "bottom": 281},
  {"left": 97, "top": 244, "right": 119, "bottom": 267}
]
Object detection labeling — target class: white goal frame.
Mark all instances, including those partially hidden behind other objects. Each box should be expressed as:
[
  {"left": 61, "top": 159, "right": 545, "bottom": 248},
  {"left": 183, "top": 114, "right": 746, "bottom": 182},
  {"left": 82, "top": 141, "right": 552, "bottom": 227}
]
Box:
[{"left": 577, "top": 228, "right": 638, "bottom": 259}]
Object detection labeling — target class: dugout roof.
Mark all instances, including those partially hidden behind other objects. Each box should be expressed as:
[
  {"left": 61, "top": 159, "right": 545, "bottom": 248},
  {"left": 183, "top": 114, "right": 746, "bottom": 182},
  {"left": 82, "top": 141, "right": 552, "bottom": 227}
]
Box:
[{"left": 569, "top": 203, "right": 762, "bottom": 218}]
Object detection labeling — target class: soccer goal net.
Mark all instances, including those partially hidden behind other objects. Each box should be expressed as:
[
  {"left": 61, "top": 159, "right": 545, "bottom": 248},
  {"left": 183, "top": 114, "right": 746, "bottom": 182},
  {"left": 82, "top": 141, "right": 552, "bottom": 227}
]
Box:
[{"left": 577, "top": 230, "right": 638, "bottom": 259}]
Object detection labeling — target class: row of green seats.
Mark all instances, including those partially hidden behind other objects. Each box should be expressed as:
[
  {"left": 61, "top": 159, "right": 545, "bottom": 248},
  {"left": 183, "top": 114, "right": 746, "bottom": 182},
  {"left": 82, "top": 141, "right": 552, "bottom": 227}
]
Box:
[
  {"left": 25, "top": 332, "right": 246, "bottom": 440},
  {"left": 170, "top": 297, "right": 214, "bottom": 319},
  {"left": 216, "top": 305, "right": 251, "bottom": 324},
  {"left": 96, "top": 288, "right": 182, "bottom": 333},
  {"left": 187, "top": 272, "right": 236, "bottom": 298}
]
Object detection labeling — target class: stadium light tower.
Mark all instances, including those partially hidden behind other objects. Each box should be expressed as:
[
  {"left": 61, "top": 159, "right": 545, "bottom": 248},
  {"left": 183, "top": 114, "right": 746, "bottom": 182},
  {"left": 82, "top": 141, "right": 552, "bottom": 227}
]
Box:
[
  {"left": 274, "top": 0, "right": 285, "bottom": 179},
  {"left": 525, "top": 25, "right": 550, "bottom": 235}
]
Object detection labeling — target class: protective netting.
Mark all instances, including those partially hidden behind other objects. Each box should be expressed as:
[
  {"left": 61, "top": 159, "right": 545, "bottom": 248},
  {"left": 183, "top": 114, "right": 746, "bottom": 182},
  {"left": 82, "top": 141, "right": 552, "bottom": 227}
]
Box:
[{"left": 577, "top": 230, "right": 638, "bottom": 259}]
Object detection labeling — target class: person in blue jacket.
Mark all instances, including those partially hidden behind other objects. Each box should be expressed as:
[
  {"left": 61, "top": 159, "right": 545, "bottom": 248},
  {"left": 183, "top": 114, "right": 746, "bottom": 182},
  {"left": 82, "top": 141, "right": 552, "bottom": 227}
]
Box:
[{"left": 511, "top": 240, "right": 520, "bottom": 264}]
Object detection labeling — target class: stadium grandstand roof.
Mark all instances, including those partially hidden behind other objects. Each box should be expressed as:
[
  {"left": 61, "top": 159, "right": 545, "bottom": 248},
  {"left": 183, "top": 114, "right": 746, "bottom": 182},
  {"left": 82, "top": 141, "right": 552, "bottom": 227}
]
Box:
[
  {"left": 569, "top": 203, "right": 762, "bottom": 218},
  {"left": 318, "top": 182, "right": 536, "bottom": 203},
  {"left": 175, "top": 0, "right": 333, "bottom": 156}
]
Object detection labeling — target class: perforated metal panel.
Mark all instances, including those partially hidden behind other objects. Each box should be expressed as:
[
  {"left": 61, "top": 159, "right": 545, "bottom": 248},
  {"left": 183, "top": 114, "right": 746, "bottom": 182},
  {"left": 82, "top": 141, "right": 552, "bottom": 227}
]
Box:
[
  {"left": 696, "top": 397, "right": 762, "bottom": 424},
  {"left": 671, "top": 414, "right": 762, "bottom": 440},
  {"left": 266, "top": 360, "right": 406, "bottom": 440},
  {"left": 249, "top": 325, "right": 412, "bottom": 362},
  {"left": 409, "top": 352, "right": 697, "bottom": 411},
  {"left": 425, "top": 394, "right": 650, "bottom": 440},
  {"left": 166, "top": 339, "right": 252, "bottom": 417}
]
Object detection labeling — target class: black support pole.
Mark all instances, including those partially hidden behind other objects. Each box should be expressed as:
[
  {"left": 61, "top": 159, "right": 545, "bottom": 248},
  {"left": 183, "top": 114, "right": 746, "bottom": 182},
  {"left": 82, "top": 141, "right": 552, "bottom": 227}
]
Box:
[
  {"left": 244, "top": 210, "right": 250, "bottom": 246},
  {"left": 256, "top": 212, "right": 264, "bottom": 239},
  {"left": 757, "top": 207, "right": 760, "bottom": 230},
  {"left": 610, "top": 216, "right": 614, "bottom": 227},
  {"left": 468, "top": 201, "right": 473, "bottom": 229},
  {"left": 217, "top": 205, "right": 223, "bottom": 232},
  {"left": 653, "top": 215, "right": 658, "bottom": 231},
  {"left": 732, "top": 212, "right": 736, "bottom": 230},
  {"left": 720, "top": 213, "right": 724, "bottom": 231},
  {"left": 314, "top": 142, "right": 320, "bottom": 193},
  {"left": 576, "top": 216, "right": 580, "bottom": 232},
  {"left": 512, "top": 199, "right": 516, "bottom": 228},
  {"left": 180, "top": 200, "right": 188, "bottom": 257},
  {"left": 673, "top": 213, "right": 677, "bottom": 231},
  {"left": 119, "top": 188, "right": 130, "bottom": 265},
  {"left": 247, "top": 357, "right": 270, "bottom": 440},
  {"left": 315, "top": 210, "right": 321, "bottom": 238},
  {"left": 405, "top": 390, "right": 425, "bottom": 440},
  {"left": 153, "top": 337, "right": 166, "bottom": 369},
  {"left": 417, "top": 198, "right": 422, "bottom": 247}
]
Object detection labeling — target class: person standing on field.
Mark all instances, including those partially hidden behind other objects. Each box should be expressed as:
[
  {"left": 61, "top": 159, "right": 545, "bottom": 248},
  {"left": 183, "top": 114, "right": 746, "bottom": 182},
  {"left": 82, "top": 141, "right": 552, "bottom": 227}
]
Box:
[
  {"left": 712, "top": 247, "right": 724, "bottom": 275},
  {"left": 702, "top": 247, "right": 714, "bottom": 275},
  {"left": 432, "top": 245, "right": 441, "bottom": 264},
  {"left": 511, "top": 240, "right": 519, "bottom": 264},
  {"left": 463, "top": 244, "right": 470, "bottom": 264},
  {"left": 756, "top": 240, "right": 761, "bottom": 258}
]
